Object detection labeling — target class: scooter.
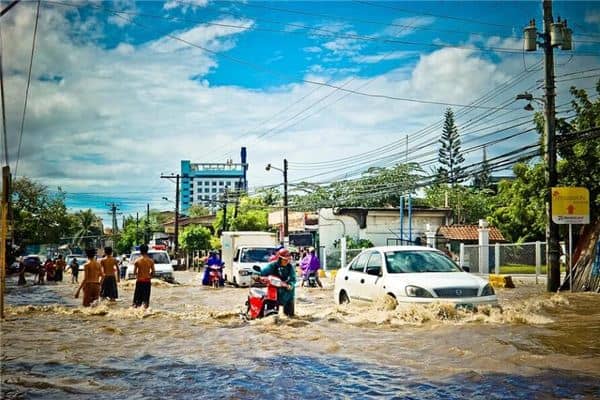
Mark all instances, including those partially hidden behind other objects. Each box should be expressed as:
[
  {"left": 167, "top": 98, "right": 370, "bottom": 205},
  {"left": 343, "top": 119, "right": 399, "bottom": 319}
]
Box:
[
  {"left": 208, "top": 264, "right": 223, "bottom": 289},
  {"left": 244, "top": 266, "right": 290, "bottom": 320},
  {"left": 302, "top": 271, "right": 318, "bottom": 288}
]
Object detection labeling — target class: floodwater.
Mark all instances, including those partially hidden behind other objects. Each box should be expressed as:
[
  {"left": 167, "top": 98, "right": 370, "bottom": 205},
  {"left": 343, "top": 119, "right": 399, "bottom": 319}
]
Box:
[{"left": 1, "top": 271, "right": 599, "bottom": 399}]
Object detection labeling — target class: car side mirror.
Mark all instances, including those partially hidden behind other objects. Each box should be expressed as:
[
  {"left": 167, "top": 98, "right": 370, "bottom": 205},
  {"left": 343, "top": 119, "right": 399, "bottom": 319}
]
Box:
[
  {"left": 462, "top": 266, "right": 470, "bottom": 273},
  {"left": 252, "top": 265, "right": 261, "bottom": 272},
  {"left": 366, "top": 267, "right": 381, "bottom": 276}
]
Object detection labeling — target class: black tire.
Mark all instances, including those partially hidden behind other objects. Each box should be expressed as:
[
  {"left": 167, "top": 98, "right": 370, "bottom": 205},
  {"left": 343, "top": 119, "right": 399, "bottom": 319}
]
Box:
[
  {"left": 233, "top": 276, "right": 239, "bottom": 288},
  {"left": 339, "top": 290, "right": 350, "bottom": 304}
]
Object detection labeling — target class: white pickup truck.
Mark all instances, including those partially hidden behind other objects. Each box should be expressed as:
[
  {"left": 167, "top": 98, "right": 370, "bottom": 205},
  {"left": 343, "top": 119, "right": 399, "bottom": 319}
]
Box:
[{"left": 221, "top": 231, "right": 278, "bottom": 287}]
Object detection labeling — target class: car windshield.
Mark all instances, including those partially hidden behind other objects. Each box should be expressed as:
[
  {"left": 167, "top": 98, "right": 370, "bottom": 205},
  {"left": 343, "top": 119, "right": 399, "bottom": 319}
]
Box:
[
  {"left": 130, "top": 252, "right": 170, "bottom": 264},
  {"left": 384, "top": 250, "right": 461, "bottom": 273},
  {"left": 240, "top": 248, "right": 275, "bottom": 263}
]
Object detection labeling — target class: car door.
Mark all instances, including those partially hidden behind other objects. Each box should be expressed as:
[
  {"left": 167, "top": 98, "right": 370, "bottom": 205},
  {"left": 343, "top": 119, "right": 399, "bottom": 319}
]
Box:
[
  {"left": 363, "top": 251, "right": 385, "bottom": 301},
  {"left": 342, "top": 252, "right": 369, "bottom": 301}
]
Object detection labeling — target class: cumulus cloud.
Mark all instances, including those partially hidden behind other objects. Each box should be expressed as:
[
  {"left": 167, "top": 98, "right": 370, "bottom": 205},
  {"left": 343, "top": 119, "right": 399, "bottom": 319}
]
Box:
[
  {"left": 3, "top": 1, "right": 598, "bottom": 217},
  {"left": 164, "top": 0, "right": 209, "bottom": 12},
  {"left": 585, "top": 10, "right": 600, "bottom": 25}
]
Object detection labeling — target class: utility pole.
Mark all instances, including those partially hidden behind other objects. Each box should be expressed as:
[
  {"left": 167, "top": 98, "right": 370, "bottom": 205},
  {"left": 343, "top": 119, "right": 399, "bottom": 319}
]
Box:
[
  {"left": 136, "top": 212, "right": 139, "bottom": 244},
  {"left": 146, "top": 203, "right": 150, "bottom": 244},
  {"left": 222, "top": 189, "right": 228, "bottom": 232},
  {"left": 161, "top": 174, "right": 182, "bottom": 257},
  {"left": 106, "top": 202, "right": 120, "bottom": 236},
  {"left": 0, "top": 166, "right": 9, "bottom": 319},
  {"left": 283, "top": 159, "right": 288, "bottom": 239},
  {"left": 543, "top": 0, "right": 560, "bottom": 292},
  {"left": 522, "top": 0, "right": 572, "bottom": 291}
]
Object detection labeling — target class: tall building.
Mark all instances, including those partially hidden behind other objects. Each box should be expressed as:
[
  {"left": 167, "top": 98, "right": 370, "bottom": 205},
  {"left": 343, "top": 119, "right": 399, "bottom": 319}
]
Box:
[{"left": 181, "top": 147, "right": 247, "bottom": 214}]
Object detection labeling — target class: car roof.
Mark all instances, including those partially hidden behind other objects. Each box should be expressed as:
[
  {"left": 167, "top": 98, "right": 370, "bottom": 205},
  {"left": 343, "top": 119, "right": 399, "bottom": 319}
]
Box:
[{"left": 363, "top": 246, "right": 442, "bottom": 253}]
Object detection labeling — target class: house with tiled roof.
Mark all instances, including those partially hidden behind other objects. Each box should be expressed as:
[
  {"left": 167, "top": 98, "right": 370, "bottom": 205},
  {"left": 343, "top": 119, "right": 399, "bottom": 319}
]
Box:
[{"left": 437, "top": 224, "right": 506, "bottom": 254}]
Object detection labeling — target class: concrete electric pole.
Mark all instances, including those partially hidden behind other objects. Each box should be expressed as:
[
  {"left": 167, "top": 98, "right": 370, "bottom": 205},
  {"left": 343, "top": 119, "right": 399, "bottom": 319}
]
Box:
[{"left": 522, "top": 0, "right": 572, "bottom": 291}]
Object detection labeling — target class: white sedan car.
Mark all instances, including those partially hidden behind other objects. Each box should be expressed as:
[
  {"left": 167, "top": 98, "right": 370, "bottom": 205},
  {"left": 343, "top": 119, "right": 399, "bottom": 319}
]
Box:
[
  {"left": 334, "top": 246, "right": 497, "bottom": 307},
  {"left": 126, "top": 250, "right": 174, "bottom": 283}
]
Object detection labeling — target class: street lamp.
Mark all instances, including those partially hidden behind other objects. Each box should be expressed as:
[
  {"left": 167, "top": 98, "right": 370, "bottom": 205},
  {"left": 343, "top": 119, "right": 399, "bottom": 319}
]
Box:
[{"left": 266, "top": 159, "right": 288, "bottom": 241}]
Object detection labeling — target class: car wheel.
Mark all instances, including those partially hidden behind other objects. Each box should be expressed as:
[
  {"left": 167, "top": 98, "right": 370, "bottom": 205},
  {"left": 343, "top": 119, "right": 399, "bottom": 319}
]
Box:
[
  {"left": 339, "top": 290, "right": 350, "bottom": 304},
  {"left": 233, "top": 276, "right": 239, "bottom": 288},
  {"left": 384, "top": 293, "right": 398, "bottom": 309}
]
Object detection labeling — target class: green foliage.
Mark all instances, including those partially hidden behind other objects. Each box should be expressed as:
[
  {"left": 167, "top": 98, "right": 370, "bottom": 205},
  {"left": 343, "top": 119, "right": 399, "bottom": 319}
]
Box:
[
  {"left": 290, "top": 163, "right": 422, "bottom": 210},
  {"left": 12, "top": 178, "right": 74, "bottom": 246},
  {"left": 555, "top": 83, "right": 600, "bottom": 221},
  {"left": 179, "top": 225, "right": 211, "bottom": 252},
  {"left": 187, "top": 204, "right": 210, "bottom": 217},
  {"left": 213, "top": 195, "right": 270, "bottom": 234},
  {"left": 115, "top": 216, "right": 142, "bottom": 254},
  {"left": 488, "top": 163, "right": 546, "bottom": 242},
  {"left": 210, "top": 236, "right": 222, "bottom": 250},
  {"left": 334, "top": 236, "right": 374, "bottom": 249},
  {"left": 255, "top": 187, "right": 282, "bottom": 206},
  {"left": 424, "top": 184, "right": 493, "bottom": 225},
  {"left": 437, "top": 108, "right": 465, "bottom": 185},
  {"left": 71, "top": 209, "right": 103, "bottom": 247}
]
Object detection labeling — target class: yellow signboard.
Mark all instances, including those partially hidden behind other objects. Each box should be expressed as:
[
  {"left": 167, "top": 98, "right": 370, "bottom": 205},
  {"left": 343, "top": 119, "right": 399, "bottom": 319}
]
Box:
[{"left": 551, "top": 187, "right": 590, "bottom": 224}]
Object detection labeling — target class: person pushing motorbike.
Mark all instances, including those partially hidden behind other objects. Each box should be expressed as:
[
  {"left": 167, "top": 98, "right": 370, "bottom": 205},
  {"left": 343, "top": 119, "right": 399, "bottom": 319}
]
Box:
[{"left": 258, "top": 248, "right": 296, "bottom": 317}]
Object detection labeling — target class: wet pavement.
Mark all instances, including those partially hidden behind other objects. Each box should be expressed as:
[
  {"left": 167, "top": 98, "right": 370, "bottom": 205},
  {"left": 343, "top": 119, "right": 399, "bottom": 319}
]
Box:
[{"left": 1, "top": 271, "right": 599, "bottom": 399}]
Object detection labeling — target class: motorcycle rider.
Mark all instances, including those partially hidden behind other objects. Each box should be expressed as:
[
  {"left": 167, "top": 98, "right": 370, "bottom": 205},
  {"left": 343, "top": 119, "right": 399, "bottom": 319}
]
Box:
[
  {"left": 259, "top": 248, "right": 296, "bottom": 317},
  {"left": 300, "top": 247, "right": 323, "bottom": 288},
  {"left": 202, "top": 250, "right": 224, "bottom": 286}
]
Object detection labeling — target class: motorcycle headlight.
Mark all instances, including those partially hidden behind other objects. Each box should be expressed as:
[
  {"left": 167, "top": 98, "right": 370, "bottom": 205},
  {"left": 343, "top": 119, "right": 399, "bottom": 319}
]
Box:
[
  {"left": 480, "top": 284, "right": 495, "bottom": 296},
  {"left": 405, "top": 285, "right": 433, "bottom": 298}
]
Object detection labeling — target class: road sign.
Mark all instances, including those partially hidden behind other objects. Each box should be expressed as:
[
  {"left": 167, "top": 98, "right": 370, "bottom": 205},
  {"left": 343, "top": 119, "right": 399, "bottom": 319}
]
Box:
[{"left": 551, "top": 187, "right": 590, "bottom": 224}]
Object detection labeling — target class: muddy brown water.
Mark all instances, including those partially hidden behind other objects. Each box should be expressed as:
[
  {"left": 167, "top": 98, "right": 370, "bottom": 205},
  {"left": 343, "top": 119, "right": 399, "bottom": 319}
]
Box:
[{"left": 1, "top": 271, "right": 599, "bottom": 399}]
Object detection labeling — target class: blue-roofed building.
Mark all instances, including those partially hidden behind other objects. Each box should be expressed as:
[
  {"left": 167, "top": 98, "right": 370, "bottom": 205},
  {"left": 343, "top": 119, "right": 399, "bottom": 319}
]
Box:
[{"left": 181, "top": 147, "right": 248, "bottom": 214}]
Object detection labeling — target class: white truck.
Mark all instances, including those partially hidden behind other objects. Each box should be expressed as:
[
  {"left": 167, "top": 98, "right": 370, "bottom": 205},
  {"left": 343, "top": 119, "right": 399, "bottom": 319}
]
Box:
[{"left": 221, "top": 231, "right": 279, "bottom": 287}]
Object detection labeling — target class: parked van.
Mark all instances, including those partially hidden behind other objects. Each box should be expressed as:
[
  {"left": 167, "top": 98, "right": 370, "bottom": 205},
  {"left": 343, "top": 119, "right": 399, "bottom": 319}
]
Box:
[{"left": 221, "top": 231, "right": 278, "bottom": 287}]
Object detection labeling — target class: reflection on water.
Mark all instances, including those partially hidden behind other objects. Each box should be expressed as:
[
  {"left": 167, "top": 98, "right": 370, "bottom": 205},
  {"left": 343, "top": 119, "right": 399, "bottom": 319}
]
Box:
[
  {"left": 2, "top": 272, "right": 600, "bottom": 399},
  {"left": 3, "top": 355, "right": 599, "bottom": 399}
]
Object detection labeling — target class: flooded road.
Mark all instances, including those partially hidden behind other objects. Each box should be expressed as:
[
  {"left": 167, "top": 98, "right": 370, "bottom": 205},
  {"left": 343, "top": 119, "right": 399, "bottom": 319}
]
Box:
[{"left": 2, "top": 271, "right": 599, "bottom": 399}]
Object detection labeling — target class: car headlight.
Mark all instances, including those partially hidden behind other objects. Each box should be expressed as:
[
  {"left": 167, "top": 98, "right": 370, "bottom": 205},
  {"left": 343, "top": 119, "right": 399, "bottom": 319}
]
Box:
[
  {"left": 405, "top": 285, "right": 433, "bottom": 298},
  {"left": 480, "top": 284, "right": 495, "bottom": 296}
]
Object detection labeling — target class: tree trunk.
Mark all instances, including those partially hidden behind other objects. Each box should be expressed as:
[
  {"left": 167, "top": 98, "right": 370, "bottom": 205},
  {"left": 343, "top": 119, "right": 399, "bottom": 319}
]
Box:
[{"left": 564, "top": 219, "right": 600, "bottom": 292}]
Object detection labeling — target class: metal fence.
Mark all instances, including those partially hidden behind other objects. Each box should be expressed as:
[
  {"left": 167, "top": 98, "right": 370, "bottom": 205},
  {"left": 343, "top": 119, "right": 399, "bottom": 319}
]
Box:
[
  {"left": 460, "top": 242, "right": 547, "bottom": 280},
  {"left": 323, "top": 248, "right": 363, "bottom": 270}
]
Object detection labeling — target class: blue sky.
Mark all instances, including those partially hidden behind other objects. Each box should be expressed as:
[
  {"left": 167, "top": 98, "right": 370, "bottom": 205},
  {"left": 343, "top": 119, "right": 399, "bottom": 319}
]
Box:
[{"left": 2, "top": 1, "right": 599, "bottom": 225}]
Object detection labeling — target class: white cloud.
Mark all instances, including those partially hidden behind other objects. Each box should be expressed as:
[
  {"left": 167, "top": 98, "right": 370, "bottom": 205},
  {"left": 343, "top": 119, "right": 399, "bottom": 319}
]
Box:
[
  {"left": 353, "top": 50, "right": 419, "bottom": 64},
  {"left": 381, "top": 16, "right": 436, "bottom": 38},
  {"left": 2, "top": 1, "right": 599, "bottom": 217},
  {"left": 164, "top": 0, "right": 209, "bottom": 12},
  {"left": 303, "top": 46, "right": 322, "bottom": 53},
  {"left": 585, "top": 10, "right": 600, "bottom": 25},
  {"left": 106, "top": 0, "right": 137, "bottom": 28}
]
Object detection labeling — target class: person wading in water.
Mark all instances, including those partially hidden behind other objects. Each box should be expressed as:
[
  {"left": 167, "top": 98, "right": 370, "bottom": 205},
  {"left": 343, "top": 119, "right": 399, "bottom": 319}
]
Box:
[
  {"left": 75, "top": 248, "right": 104, "bottom": 307},
  {"left": 100, "top": 247, "right": 120, "bottom": 301},
  {"left": 132, "top": 244, "right": 155, "bottom": 308}
]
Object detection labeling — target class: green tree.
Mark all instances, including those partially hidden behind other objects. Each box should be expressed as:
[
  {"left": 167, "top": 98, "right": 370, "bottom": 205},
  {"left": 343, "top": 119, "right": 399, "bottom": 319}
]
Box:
[
  {"left": 115, "top": 216, "right": 142, "bottom": 254},
  {"left": 424, "top": 184, "right": 493, "bottom": 225},
  {"left": 213, "top": 196, "right": 270, "bottom": 233},
  {"left": 179, "top": 225, "right": 211, "bottom": 252},
  {"left": 12, "top": 178, "right": 73, "bottom": 246},
  {"left": 555, "top": 83, "right": 600, "bottom": 221},
  {"left": 438, "top": 108, "right": 465, "bottom": 185},
  {"left": 188, "top": 204, "right": 210, "bottom": 217},
  {"left": 488, "top": 163, "right": 546, "bottom": 242},
  {"left": 72, "top": 209, "right": 103, "bottom": 247}
]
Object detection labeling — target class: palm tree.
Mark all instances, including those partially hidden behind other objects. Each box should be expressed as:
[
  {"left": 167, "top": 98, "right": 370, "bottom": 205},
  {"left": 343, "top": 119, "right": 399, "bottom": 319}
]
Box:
[{"left": 72, "top": 209, "right": 102, "bottom": 248}]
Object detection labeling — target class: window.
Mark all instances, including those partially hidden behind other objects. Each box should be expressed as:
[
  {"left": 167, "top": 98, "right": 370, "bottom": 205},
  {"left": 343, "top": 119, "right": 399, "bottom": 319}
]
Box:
[
  {"left": 212, "top": 181, "right": 217, "bottom": 186},
  {"left": 205, "top": 188, "right": 209, "bottom": 193},
  {"left": 190, "top": 190, "right": 193, "bottom": 194},
  {"left": 219, "top": 181, "right": 224, "bottom": 186},
  {"left": 212, "top": 188, "right": 217, "bottom": 193},
  {"left": 349, "top": 252, "right": 369, "bottom": 272},
  {"left": 366, "top": 252, "right": 382, "bottom": 276},
  {"left": 212, "top": 195, "right": 217, "bottom": 200},
  {"left": 384, "top": 250, "right": 461, "bottom": 273}
]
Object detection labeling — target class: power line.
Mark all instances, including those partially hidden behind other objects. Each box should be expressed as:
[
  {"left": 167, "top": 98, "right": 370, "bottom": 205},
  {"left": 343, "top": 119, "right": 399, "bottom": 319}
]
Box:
[{"left": 15, "top": 0, "right": 40, "bottom": 177}]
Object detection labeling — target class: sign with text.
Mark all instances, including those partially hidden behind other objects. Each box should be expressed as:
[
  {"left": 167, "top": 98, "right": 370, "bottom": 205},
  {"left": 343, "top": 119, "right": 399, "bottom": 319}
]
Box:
[{"left": 551, "top": 187, "right": 590, "bottom": 224}]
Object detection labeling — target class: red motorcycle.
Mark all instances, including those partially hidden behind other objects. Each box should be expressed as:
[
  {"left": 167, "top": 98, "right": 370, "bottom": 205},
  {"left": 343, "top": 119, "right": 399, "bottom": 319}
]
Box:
[
  {"left": 245, "top": 269, "right": 290, "bottom": 319},
  {"left": 208, "top": 264, "right": 222, "bottom": 289}
]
